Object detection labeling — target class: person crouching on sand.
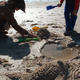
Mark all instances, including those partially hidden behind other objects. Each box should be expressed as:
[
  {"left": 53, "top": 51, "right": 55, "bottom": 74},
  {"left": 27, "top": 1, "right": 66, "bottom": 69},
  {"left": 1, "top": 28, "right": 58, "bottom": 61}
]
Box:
[
  {"left": 0, "top": 0, "right": 36, "bottom": 37},
  {"left": 57, "top": 0, "right": 80, "bottom": 36}
]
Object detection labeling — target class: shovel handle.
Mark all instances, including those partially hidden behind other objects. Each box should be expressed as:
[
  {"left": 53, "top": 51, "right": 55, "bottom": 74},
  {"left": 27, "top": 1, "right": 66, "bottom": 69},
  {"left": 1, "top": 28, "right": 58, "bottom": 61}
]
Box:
[{"left": 40, "top": 26, "right": 48, "bottom": 28}]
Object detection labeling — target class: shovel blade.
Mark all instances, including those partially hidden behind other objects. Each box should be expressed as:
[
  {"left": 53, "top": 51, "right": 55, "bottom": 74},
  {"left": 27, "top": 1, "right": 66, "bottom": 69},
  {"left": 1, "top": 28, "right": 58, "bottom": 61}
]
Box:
[{"left": 46, "top": 5, "right": 57, "bottom": 10}]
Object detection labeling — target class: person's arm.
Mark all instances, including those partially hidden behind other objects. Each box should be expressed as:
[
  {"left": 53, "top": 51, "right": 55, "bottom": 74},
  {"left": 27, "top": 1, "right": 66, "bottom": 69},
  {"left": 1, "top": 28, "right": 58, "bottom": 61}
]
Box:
[
  {"left": 0, "top": 6, "right": 27, "bottom": 36},
  {"left": 72, "top": 0, "right": 79, "bottom": 16},
  {"left": 2, "top": 7, "right": 36, "bottom": 37},
  {"left": 74, "top": 0, "right": 79, "bottom": 10},
  {"left": 5, "top": 8, "right": 27, "bottom": 36}
]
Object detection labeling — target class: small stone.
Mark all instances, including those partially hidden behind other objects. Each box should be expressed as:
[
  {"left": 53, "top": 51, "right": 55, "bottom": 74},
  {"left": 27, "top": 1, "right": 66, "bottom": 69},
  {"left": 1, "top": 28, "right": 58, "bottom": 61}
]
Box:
[{"left": 26, "top": 69, "right": 33, "bottom": 73}]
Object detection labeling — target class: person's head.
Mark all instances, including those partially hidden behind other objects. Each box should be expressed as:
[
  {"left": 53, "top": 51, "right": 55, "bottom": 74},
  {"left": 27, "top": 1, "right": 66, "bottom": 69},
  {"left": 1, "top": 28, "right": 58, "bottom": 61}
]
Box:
[{"left": 8, "top": 0, "right": 25, "bottom": 12}]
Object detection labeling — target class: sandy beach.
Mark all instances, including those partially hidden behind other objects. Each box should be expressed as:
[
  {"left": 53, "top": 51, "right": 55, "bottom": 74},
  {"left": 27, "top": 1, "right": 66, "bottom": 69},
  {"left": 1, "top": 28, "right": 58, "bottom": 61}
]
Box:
[{"left": 0, "top": 1, "right": 80, "bottom": 80}]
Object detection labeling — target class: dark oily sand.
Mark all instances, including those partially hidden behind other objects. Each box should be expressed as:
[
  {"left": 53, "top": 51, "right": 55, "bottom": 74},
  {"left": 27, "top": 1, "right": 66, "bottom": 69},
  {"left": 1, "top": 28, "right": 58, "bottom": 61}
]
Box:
[{"left": 41, "top": 43, "right": 77, "bottom": 60}]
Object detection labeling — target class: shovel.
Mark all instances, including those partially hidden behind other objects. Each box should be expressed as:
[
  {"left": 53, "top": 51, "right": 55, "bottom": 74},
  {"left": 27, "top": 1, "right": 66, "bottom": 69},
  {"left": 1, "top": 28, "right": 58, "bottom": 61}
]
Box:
[
  {"left": 46, "top": 5, "right": 58, "bottom": 10},
  {"left": 32, "top": 26, "right": 48, "bottom": 32},
  {"left": 19, "top": 38, "right": 39, "bottom": 42}
]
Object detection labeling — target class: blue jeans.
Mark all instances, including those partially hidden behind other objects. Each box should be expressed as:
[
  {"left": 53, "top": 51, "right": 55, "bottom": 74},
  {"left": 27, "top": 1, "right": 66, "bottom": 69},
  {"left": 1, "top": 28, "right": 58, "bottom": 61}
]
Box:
[{"left": 64, "top": 3, "right": 77, "bottom": 31}]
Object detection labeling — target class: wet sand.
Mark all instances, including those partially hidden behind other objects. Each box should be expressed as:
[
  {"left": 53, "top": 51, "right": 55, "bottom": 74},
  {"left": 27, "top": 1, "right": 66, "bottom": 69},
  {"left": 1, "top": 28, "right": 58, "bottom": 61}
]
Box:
[{"left": 0, "top": 1, "right": 80, "bottom": 80}]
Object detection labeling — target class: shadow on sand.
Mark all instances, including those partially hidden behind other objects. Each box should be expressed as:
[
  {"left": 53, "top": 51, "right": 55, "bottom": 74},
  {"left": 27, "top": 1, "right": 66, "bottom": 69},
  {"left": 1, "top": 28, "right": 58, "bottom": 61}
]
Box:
[
  {"left": 67, "top": 31, "right": 80, "bottom": 47},
  {"left": 0, "top": 36, "right": 31, "bottom": 60}
]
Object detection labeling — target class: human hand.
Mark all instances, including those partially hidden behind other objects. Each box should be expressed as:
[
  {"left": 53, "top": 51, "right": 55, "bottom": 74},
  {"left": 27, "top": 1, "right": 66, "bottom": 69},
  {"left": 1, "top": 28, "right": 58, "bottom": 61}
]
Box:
[
  {"left": 16, "top": 25, "right": 37, "bottom": 37},
  {"left": 57, "top": 3, "right": 62, "bottom": 7},
  {"left": 72, "top": 10, "right": 77, "bottom": 16},
  {"left": 28, "top": 32, "right": 37, "bottom": 38}
]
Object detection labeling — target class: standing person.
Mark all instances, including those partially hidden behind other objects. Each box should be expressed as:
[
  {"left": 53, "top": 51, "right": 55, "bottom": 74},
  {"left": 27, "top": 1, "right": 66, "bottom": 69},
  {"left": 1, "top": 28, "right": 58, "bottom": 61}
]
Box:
[
  {"left": 0, "top": 0, "right": 36, "bottom": 37},
  {"left": 58, "top": 0, "right": 80, "bottom": 36}
]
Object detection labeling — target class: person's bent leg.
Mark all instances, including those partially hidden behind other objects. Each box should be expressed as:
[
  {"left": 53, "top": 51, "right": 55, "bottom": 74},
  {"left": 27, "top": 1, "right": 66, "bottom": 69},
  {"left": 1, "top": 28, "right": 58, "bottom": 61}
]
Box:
[
  {"left": 3, "top": 21, "right": 10, "bottom": 31},
  {"left": 0, "top": 20, "right": 10, "bottom": 37}
]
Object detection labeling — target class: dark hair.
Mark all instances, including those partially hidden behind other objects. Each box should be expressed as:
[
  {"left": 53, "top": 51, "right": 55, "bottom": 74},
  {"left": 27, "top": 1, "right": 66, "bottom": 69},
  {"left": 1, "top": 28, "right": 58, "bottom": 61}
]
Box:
[{"left": 11, "top": 0, "right": 25, "bottom": 12}]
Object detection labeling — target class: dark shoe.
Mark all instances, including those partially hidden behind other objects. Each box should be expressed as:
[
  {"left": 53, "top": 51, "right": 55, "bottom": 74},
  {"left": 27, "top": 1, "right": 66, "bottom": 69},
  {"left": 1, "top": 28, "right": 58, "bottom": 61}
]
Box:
[{"left": 64, "top": 31, "right": 73, "bottom": 36}]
